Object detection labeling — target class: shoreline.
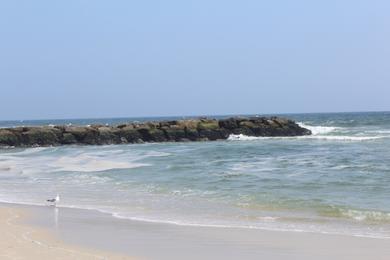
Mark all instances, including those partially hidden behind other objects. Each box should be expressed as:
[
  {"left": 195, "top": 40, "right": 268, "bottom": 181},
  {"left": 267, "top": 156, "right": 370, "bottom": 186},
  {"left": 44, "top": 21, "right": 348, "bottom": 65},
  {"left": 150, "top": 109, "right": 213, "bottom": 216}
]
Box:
[
  {"left": 2, "top": 202, "right": 389, "bottom": 260},
  {"left": 2, "top": 199, "right": 389, "bottom": 240},
  {"left": 0, "top": 203, "right": 132, "bottom": 259}
]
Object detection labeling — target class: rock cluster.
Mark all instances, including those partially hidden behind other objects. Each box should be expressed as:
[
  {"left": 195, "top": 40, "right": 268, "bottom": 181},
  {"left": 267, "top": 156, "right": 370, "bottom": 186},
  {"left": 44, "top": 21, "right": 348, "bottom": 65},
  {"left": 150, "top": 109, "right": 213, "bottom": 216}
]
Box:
[{"left": 0, "top": 117, "right": 311, "bottom": 147}]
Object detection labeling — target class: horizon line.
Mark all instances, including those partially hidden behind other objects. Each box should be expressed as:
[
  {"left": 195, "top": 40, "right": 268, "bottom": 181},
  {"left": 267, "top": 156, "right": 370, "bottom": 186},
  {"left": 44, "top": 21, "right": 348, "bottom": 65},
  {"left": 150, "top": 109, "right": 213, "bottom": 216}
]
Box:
[{"left": 0, "top": 110, "right": 389, "bottom": 122}]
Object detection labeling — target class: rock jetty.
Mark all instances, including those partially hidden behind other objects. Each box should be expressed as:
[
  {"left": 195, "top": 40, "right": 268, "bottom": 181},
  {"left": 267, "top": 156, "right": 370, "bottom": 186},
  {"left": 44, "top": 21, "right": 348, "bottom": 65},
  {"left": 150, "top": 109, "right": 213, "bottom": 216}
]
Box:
[{"left": 0, "top": 117, "right": 311, "bottom": 147}]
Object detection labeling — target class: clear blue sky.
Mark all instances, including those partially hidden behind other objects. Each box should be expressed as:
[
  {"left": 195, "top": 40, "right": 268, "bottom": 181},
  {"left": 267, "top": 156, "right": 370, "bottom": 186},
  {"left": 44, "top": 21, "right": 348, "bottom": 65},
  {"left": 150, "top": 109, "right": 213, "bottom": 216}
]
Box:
[{"left": 0, "top": 1, "right": 389, "bottom": 120}]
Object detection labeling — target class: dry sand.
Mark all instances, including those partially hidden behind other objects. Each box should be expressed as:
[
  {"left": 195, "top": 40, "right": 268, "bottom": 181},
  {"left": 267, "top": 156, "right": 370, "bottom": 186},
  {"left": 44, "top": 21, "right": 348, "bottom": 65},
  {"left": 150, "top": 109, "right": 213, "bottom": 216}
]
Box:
[{"left": 0, "top": 206, "right": 133, "bottom": 260}]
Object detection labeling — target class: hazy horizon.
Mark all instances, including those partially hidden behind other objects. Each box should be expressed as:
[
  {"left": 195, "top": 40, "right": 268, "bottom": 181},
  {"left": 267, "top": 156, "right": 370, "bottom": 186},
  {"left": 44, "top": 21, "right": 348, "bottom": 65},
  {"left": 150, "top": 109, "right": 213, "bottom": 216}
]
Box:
[
  {"left": 1, "top": 110, "right": 389, "bottom": 122},
  {"left": 1, "top": 1, "right": 389, "bottom": 120}
]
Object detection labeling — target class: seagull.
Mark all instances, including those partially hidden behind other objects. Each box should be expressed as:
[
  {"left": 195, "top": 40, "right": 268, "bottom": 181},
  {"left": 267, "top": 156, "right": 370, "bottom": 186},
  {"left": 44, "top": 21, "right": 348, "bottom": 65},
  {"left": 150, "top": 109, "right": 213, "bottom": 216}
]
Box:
[{"left": 47, "top": 194, "right": 60, "bottom": 206}]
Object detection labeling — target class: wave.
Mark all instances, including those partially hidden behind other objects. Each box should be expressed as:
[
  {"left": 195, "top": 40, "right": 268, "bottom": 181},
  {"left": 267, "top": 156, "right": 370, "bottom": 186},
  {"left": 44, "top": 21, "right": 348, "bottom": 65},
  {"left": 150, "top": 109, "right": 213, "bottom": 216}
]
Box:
[
  {"left": 52, "top": 155, "right": 149, "bottom": 172},
  {"left": 365, "top": 130, "right": 390, "bottom": 134},
  {"left": 0, "top": 155, "right": 149, "bottom": 175},
  {"left": 1, "top": 147, "right": 49, "bottom": 156},
  {"left": 227, "top": 134, "right": 385, "bottom": 142},
  {"left": 297, "top": 123, "right": 339, "bottom": 135},
  {"left": 340, "top": 209, "right": 390, "bottom": 222},
  {"left": 0, "top": 147, "right": 151, "bottom": 175},
  {"left": 227, "top": 134, "right": 261, "bottom": 141},
  {"left": 322, "top": 207, "right": 390, "bottom": 222},
  {"left": 227, "top": 121, "right": 389, "bottom": 142},
  {"left": 302, "top": 135, "right": 384, "bottom": 141}
]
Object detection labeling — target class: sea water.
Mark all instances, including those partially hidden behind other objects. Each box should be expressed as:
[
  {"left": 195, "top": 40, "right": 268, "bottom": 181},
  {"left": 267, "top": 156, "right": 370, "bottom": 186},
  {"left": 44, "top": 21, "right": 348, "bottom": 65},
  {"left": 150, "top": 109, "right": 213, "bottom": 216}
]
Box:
[{"left": 0, "top": 112, "right": 389, "bottom": 238}]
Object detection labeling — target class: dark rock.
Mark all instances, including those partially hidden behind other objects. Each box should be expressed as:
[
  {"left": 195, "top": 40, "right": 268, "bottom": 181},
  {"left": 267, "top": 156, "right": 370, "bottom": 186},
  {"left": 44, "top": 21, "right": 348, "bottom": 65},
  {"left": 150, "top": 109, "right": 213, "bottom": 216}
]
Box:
[
  {"left": 239, "top": 120, "right": 257, "bottom": 128},
  {"left": 185, "top": 128, "right": 199, "bottom": 141},
  {"left": 0, "top": 129, "right": 20, "bottom": 146},
  {"left": 164, "top": 128, "right": 186, "bottom": 141},
  {"left": 22, "top": 127, "right": 59, "bottom": 146},
  {"left": 232, "top": 127, "right": 255, "bottom": 136},
  {"left": 137, "top": 128, "right": 167, "bottom": 142},
  {"left": 64, "top": 126, "right": 89, "bottom": 142},
  {"left": 197, "top": 119, "right": 219, "bottom": 131},
  {"left": 117, "top": 127, "right": 143, "bottom": 143},
  {"left": 0, "top": 116, "right": 311, "bottom": 147},
  {"left": 218, "top": 118, "right": 238, "bottom": 129},
  {"left": 176, "top": 119, "right": 199, "bottom": 129},
  {"left": 97, "top": 127, "right": 120, "bottom": 144},
  {"left": 198, "top": 129, "right": 230, "bottom": 140},
  {"left": 81, "top": 128, "right": 99, "bottom": 145},
  {"left": 62, "top": 133, "right": 77, "bottom": 144}
]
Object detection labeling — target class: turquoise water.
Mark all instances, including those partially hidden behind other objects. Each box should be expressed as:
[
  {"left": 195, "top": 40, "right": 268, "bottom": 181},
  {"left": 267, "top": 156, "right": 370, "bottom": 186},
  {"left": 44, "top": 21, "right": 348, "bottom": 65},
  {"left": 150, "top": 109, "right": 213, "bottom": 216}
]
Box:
[{"left": 0, "top": 112, "right": 390, "bottom": 238}]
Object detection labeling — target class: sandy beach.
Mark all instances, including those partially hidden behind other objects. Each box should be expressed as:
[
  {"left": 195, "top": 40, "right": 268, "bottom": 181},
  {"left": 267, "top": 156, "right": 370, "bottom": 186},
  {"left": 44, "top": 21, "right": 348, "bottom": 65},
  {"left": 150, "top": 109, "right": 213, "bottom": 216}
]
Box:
[
  {"left": 1, "top": 0, "right": 389, "bottom": 258},
  {"left": 0, "top": 203, "right": 388, "bottom": 260},
  {"left": 0, "top": 205, "right": 132, "bottom": 260}
]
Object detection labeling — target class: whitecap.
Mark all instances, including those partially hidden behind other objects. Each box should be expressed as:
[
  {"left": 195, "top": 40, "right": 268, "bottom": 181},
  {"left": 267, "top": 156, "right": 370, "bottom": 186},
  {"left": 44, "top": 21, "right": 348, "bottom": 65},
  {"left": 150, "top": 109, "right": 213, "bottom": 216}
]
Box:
[
  {"left": 227, "top": 134, "right": 262, "bottom": 141},
  {"left": 297, "top": 122, "right": 339, "bottom": 135},
  {"left": 301, "top": 135, "right": 385, "bottom": 141},
  {"left": 227, "top": 134, "right": 385, "bottom": 142}
]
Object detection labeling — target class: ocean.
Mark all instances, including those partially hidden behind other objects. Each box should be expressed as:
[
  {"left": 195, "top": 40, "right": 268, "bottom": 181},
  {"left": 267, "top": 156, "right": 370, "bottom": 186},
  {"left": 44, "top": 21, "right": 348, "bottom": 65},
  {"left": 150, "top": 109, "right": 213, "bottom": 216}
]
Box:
[{"left": 0, "top": 112, "right": 389, "bottom": 239}]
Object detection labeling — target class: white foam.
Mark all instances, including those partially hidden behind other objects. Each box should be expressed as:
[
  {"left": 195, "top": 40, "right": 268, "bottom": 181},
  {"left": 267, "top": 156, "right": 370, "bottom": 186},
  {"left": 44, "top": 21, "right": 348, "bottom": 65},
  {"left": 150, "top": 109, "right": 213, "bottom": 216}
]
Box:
[
  {"left": 297, "top": 123, "right": 339, "bottom": 135},
  {"left": 227, "top": 134, "right": 384, "bottom": 142},
  {"left": 0, "top": 196, "right": 389, "bottom": 240},
  {"left": 52, "top": 155, "right": 148, "bottom": 172},
  {"left": 0, "top": 147, "right": 151, "bottom": 175},
  {"left": 227, "top": 134, "right": 262, "bottom": 141},
  {"left": 97, "top": 211, "right": 390, "bottom": 240},
  {"left": 227, "top": 121, "right": 387, "bottom": 142},
  {"left": 302, "top": 135, "right": 384, "bottom": 141},
  {"left": 340, "top": 209, "right": 390, "bottom": 222},
  {"left": 3, "top": 147, "right": 49, "bottom": 156},
  {"left": 366, "top": 130, "right": 390, "bottom": 134}
]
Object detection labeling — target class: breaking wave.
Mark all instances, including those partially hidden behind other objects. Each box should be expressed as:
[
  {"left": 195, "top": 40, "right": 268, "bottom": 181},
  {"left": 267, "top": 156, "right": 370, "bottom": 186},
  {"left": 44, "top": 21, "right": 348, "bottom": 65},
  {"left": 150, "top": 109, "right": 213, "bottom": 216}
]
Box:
[
  {"left": 297, "top": 123, "right": 339, "bottom": 135},
  {"left": 322, "top": 207, "right": 390, "bottom": 222},
  {"left": 228, "top": 122, "right": 388, "bottom": 141},
  {"left": 227, "top": 134, "right": 384, "bottom": 142},
  {"left": 341, "top": 209, "right": 390, "bottom": 222},
  {"left": 227, "top": 134, "right": 262, "bottom": 141}
]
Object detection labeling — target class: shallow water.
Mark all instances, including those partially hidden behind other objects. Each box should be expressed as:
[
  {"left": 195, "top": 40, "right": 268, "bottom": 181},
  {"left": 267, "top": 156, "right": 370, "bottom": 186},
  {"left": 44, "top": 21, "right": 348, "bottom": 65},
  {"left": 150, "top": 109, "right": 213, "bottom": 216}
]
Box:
[{"left": 1, "top": 112, "right": 390, "bottom": 238}]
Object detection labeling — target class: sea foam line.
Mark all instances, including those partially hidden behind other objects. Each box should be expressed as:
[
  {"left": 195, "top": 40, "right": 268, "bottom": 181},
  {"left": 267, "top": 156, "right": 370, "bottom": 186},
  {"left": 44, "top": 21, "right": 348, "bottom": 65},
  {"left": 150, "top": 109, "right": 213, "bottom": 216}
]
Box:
[
  {"left": 227, "top": 134, "right": 385, "bottom": 142},
  {"left": 0, "top": 198, "right": 389, "bottom": 240}
]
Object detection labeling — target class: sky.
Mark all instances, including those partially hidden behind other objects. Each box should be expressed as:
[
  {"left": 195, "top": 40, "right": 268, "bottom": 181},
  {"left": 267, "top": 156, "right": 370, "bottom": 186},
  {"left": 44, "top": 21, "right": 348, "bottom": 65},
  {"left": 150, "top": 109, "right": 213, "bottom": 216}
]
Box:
[{"left": 0, "top": 0, "right": 389, "bottom": 120}]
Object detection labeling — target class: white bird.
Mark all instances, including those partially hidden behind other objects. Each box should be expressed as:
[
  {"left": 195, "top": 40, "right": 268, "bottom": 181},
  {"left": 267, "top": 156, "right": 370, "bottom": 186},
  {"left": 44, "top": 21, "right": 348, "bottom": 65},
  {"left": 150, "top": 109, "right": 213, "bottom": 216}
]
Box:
[{"left": 47, "top": 194, "right": 60, "bottom": 206}]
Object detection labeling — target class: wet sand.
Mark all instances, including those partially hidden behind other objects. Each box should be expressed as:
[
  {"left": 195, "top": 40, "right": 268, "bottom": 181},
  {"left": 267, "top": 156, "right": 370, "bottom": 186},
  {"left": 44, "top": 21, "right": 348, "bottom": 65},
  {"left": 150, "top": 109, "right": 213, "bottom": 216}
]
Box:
[{"left": 3, "top": 203, "right": 388, "bottom": 260}]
